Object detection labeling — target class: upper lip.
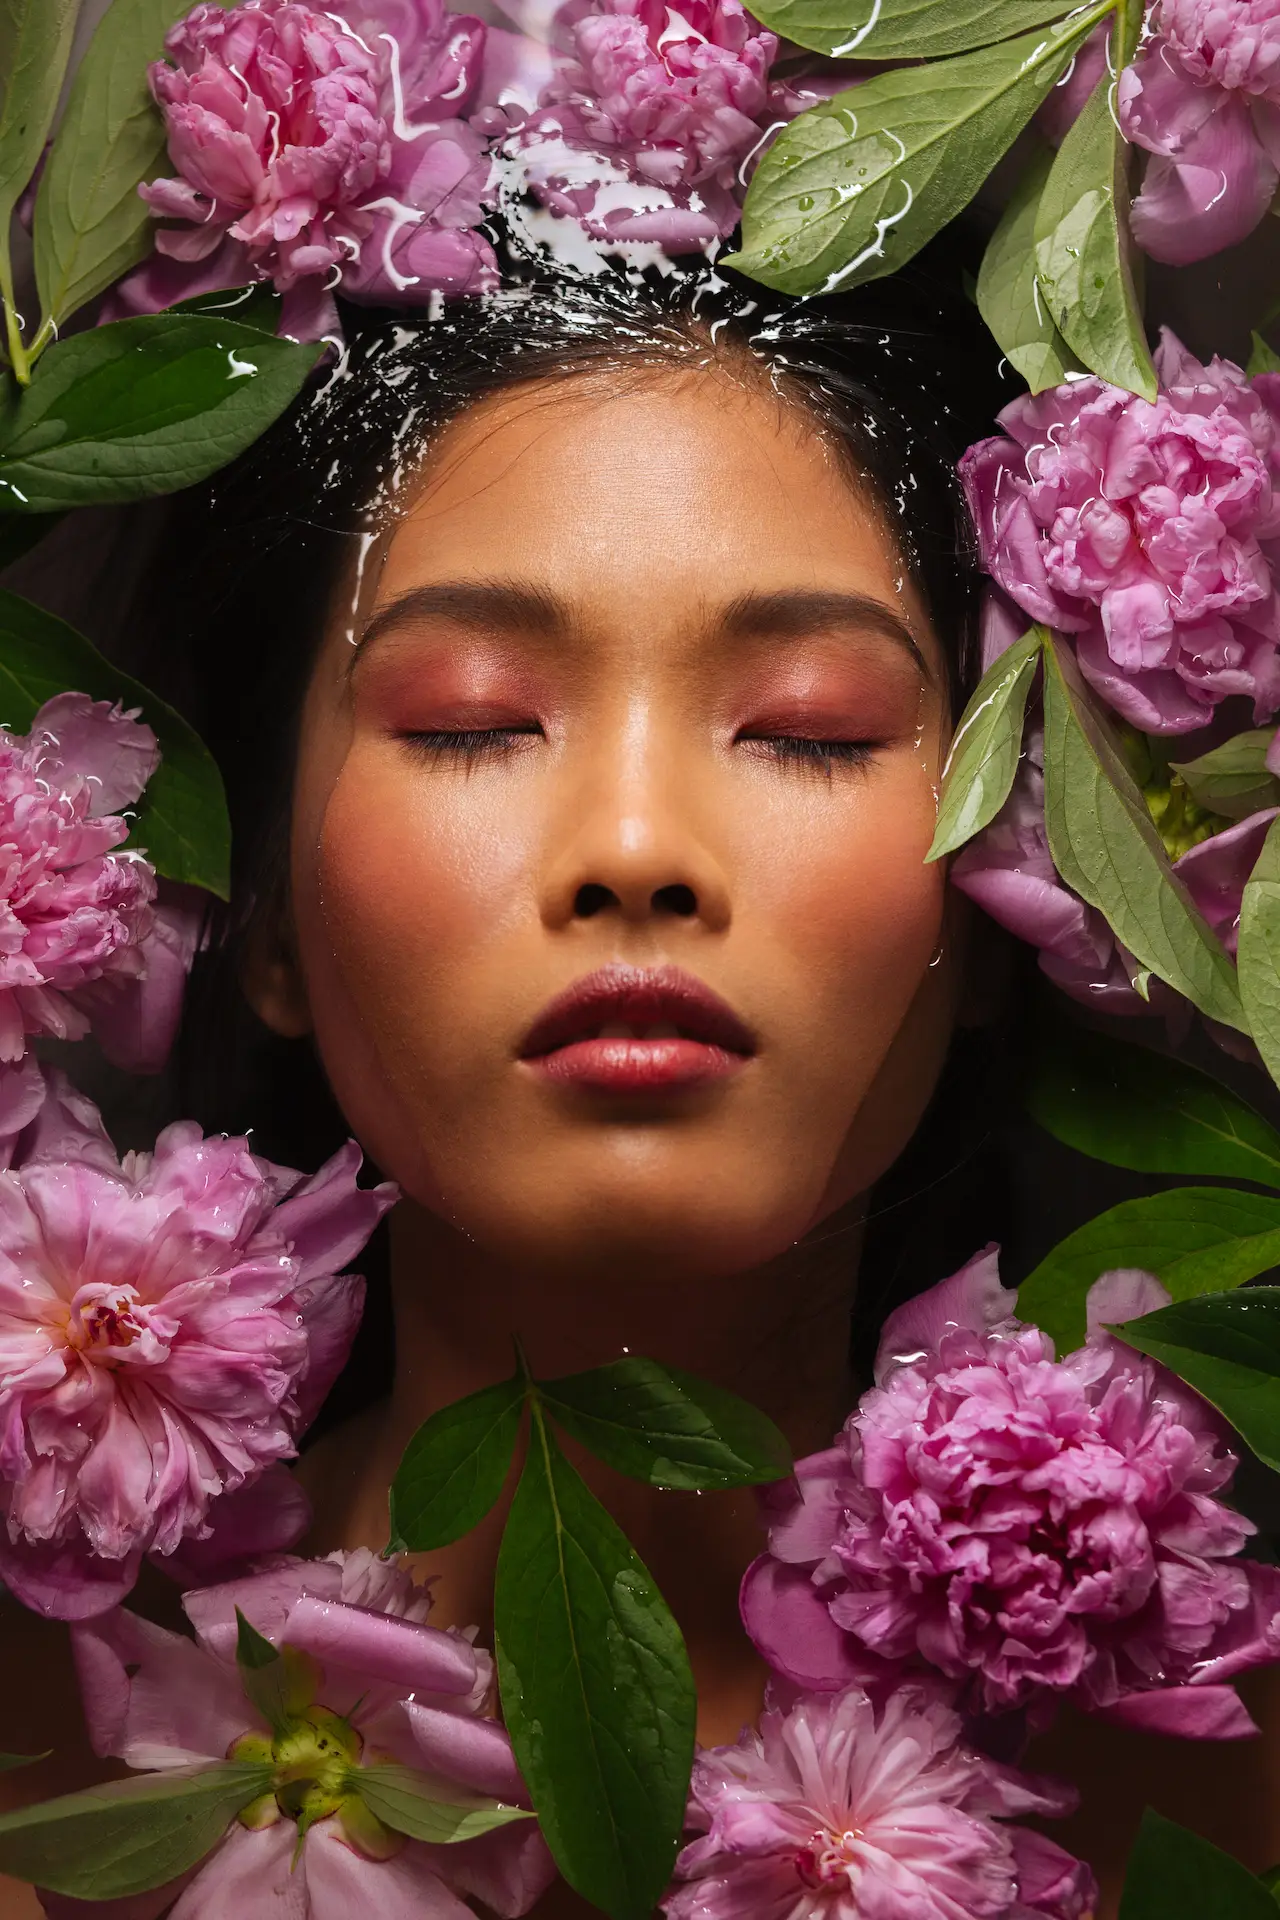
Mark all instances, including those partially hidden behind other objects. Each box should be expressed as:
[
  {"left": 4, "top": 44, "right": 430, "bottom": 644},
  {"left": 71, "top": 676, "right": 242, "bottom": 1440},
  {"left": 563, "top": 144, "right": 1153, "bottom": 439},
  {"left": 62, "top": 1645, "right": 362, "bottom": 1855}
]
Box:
[{"left": 519, "top": 964, "right": 757, "bottom": 1058}]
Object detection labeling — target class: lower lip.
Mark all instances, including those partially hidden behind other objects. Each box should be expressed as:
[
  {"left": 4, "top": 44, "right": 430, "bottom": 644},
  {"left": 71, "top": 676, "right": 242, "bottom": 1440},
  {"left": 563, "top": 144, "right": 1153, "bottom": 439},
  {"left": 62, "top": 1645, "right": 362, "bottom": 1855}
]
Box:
[{"left": 523, "top": 1038, "right": 749, "bottom": 1092}]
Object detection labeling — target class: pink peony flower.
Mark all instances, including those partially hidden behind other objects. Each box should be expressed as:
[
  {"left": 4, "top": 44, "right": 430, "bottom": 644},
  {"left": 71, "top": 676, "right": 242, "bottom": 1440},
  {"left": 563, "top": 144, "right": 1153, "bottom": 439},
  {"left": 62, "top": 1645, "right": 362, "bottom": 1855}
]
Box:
[
  {"left": 741, "top": 1251, "right": 1280, "bottom": 1736},
  {"left": 960, "top": 331, "right": 1280, "bottom": 734},
  {"left": 0, "top": 694, "right": 199, "bottom": 1072},
  {"left": 120, "top": 0, "right": 499, "bottom": 338},
  {"left": 505, "top": 0, "right": 781, "bottom": 248},
  {"left": 662, "top": 1680, "right": 1096, "bottom": 1920},
  {"left": 1118, "top": 0, "right": 1280, "bottom": 266},
  {"left": 42, "top": 1550, "right": 555, "bottom": 1920},
  {"left": 0, "top": 1079, "right": 396, "bottom": 1619}
]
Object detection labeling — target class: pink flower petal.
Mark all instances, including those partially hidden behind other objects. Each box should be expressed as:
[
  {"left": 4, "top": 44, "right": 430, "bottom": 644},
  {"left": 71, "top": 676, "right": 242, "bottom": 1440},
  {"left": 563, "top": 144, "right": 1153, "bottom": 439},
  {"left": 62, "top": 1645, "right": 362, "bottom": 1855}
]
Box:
[
  {"left": 875, "top": 1243, "right": 1017, "bottom": 1382},
  {"left": 72, "top": 1608, "right": 251, "bottom": 1768},
  {"left": 0, "top": 1535, "right": 140, "bottom": 1620},
  {"left": 168, "top": 1820, "right": 298, "bottom": 1920},
  {"left": 273, "top": 1142, "right": 397, "bottom": 1285},
  {"left": 155, "top": 1464, "right": 312, "bottom": 1589},
  {"left": 738, "top": 1557, "right": 869, "bottom": 1692},
  {"left": 281, "top": 1596, "right": 479, "bottom": 1695},
  {"left": 402, "top": 1701, "right": 527, "bottom": 1802},
  {"left": 303, "top": 1819, "right": 474, "bottom": 1920},
  {"left": 29, "top": 695, "right": 159, "bottom": 816},
  {"left": 1094, "top": 1683, "right": 1260, "bottom": 1738},
  {"left": 1130, "top": 95, "right": 1278, "bottom": 264}
]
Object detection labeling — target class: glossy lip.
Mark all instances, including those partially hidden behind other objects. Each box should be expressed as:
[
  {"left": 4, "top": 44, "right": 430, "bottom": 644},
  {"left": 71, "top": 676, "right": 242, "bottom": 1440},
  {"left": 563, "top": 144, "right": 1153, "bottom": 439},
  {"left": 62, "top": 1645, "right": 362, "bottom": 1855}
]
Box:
[{"left": 518, "top": 964, "right": 756, "bottom": 1093}]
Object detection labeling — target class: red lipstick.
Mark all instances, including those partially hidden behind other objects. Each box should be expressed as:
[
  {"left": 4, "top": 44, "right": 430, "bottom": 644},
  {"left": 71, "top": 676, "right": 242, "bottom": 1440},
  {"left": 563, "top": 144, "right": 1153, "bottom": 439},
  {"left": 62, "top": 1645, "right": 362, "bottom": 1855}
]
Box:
[{"left": 519, "top": 964, "right": 755, "bottom": 1093}]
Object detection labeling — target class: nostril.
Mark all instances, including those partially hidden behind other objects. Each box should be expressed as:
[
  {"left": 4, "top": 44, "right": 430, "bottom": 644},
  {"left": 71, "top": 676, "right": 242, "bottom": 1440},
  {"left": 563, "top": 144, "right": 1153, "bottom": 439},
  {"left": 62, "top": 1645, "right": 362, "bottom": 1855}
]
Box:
[
  {"left": 653, "top": 884, "right": 697, "bottom": 917},
  {"left": 573, "top": 883, "right": 616, "bottom": 918}
]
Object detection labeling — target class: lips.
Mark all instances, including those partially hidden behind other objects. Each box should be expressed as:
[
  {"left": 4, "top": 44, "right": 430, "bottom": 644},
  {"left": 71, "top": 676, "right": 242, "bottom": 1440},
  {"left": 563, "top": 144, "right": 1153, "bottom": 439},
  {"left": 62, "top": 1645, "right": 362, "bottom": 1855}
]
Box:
[{"left": 519, "top": 964, "right": 756, "bottom": 1093}]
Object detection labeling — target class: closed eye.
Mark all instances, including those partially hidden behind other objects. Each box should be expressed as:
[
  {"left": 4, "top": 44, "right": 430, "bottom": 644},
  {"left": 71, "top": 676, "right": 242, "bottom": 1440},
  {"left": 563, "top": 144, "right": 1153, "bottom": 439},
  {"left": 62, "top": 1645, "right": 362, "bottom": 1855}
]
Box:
[
  {"left": 740, "top": 735, "right": 877, "bottom": 775},
  {"left": 400, "top": 726, "right": 542, "bottom": 768}
]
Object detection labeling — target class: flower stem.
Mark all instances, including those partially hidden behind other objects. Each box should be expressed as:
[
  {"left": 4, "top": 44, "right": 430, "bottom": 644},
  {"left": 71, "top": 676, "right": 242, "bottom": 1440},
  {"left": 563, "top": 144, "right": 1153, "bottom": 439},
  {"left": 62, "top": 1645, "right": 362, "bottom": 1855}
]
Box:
[{"left": 0, "top": 245, "right": 29, "bottom": 387}]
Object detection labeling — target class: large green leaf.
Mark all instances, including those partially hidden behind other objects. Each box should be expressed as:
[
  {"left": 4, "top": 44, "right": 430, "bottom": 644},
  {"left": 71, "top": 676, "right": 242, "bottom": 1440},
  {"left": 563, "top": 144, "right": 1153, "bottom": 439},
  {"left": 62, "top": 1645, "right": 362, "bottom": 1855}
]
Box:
[
  {"left": 0, "top": 1763, "right": 271, "bottom": 1897},
  {"left": 976, "top": 145, "right": 1082, "bottom": 392},
  {"left": 0, "top": 312, "right": 318, "bottom": 513},
  {"left": 0, "top": 588, "right": 230, "bottom": 897},
  {"left": 1113, "top": 1289, "right": 1280, "bottom": 1472},
  {"left": 1040, "top": 634, "right": 1246, "bottom": 1031},
  {"left": 32, "top": 0, "right": 232, "bottom": 334},
  {"left": 1238, "top": 812, "right": 1280, "bottom": 1095},
  {"left": 1018, "top": 1187, "right": 1280, "bottom": 1355},
  {"left": 1119, "top": 1810, "right": 1278, "bottom": 1920},
  {"left": 1247, "top": 332, "right": 1280, "bottom": 378},
  {"left": 355, "top": 1766, "right": 531, "bottom": 1844},
  {"left": 726, "top": 6, "right": 1106, "bottom": 296},
  {"left": 1033, "top": 67, "right": 1156, "bottom": 397},
  {"left": 539, "top": 1358, "right": 792, "bottom": 1492},
  {"left": 1026, "top": 1019, "right": 1280, "bottom": 1186},
  {"left": 926, "top": 625, "right": 1041, "bottom": 860},
  {"left": 1171, "top": 730, "right": 1279, "bottom": 821},
  {"left": 0, "top": 0, "right": 79, "bottom": 235},
  {"left": 743, "top": 0, "right": 1076, "bottom": 62},
  {"left": 494, "top": 1409, "right": 695, "bottom": 1920},
  {"left": 0, "top": 1753, "right": 48, "bottom": 1772},
  {"left": 388, "top": 1375, "right": 524, "bottom": 1553}
]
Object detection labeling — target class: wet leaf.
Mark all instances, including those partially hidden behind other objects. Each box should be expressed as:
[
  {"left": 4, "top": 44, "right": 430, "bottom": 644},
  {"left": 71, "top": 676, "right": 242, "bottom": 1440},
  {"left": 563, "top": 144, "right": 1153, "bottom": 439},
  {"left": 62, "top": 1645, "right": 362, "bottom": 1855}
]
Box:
[
  {"left": 1119, "top": 1809, "right": 1278, "bottom": 1919},
  {"left": 727, "top": 8, "right": 1105, "bottom": 296},
  {"left": 495, "top": 1409, "right": 695, "bottom": 1920},
  {"left": 0, "top": 312, "right": 319, "bottom": 513},
  {"left": 1114, "top": 1290, "right": 1280, "bottom": 1471},
  {"left": 743, "top": 0, "right": 1078, "bottom": 62},
  {"left": 0, "top": 0, "right": 79, "bottom": 234},
  {"left": 235, "top": 1607, "right": 291, "bottom": 1735},
  {"left": 1018, "top": 1187, "right": 1280, "bottom": 1355},
  {"left": 1026, "top": 1018, "right": 1280, "bottom": 1187},
  {"left": 389, "top": 1375, "right": 524, "bottom": 1552},
  {"left": 1040, "top": 634, "right": 1245, "bottom": 1031},
  {"left": 355, "top": 1766, "right": 532, "bottom": 1844},
  {"left": 0, "top": 588, "right": 230, "bottom": 897},
  {"left": 168, "top": 283, "right": 284, "bottom": 333},
  {"left": 539, "top": 1358, "right": 792, "bottom": 1491},
  {"left": 1033, "top": 67, "right": 1156, "bottom": 398},
  {"left": 1171, "top": 730, "right": 1279, "bottom": 820},
  {"left": 0, "top": 1763, "right": 271, "bottom": 1897},
  {"left": 926, "top": 624, "right": 1041, "bottom": 860},
  {"left": 976, "top": 144, "right": 1082, "bottom": 391},
  {"left": 1238, "top": 813, "right": 1280, "bottom": 1095},
  {"left": 1247, "top": 332, "right": 1280, "bottom": 377}
]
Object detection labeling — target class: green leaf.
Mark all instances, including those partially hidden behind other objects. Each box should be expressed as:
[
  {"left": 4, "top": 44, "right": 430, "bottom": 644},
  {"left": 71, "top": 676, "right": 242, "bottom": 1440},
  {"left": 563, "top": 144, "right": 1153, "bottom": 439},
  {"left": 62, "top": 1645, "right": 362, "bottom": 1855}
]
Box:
[
  {"left": 538, "top": 1358, "right": 792, "bottom": 1492},
  {"left": 1171, "top": 729, "right": 1280, "bottom": 820},
  {"left": 1247, "top": 332, "right": 1280, "bottom": 378},
  {"left": 168, "top": 282, "right": 284, "bottom": 334},
  {"left": 0, "top": 0, "right": 79, "bottom": 234},
  {"left": 234, "top": 1608, "right": 278, "bottom": 1672},
  {"left": 976, "top": 145, "right": 1083, "bottom": 391},
  {"left": 1026, "top": 1019, "right": 1280, "bottom": 1186},
  {"left": 1238, "top": 812, "right": 1280, "bottom": 1095},
  {"left": 389, "top": 1375, "right": 524, "bottom": 1553},
  {"left": 354, "top": 1766, "right": 532, "bottom": 1844},
  {"left": 742, "top": 0, "right": 1078, "bottom": 62},
  {"left": 925, "top": 624, "right": 1041, "bottom": 860},
  {"left": 32, "top": 0, "right": 232, "bottom": 333},
  {"left": 1040, "top": 633, "right": 1246, "bottom": 1031},
  {"left": 726, "top": 7, "right": 1106, "bottom": 297},
  {"left": 1033, "top": 68, "right": 1157, "bottom": 397},
  {"left": 0, "top": 312, "right": 319, "bottom": 513},
  {"left": 1017, "top": 1187, "right": 1280, "bottom": 1354},
  {"left": 0, "top": 1762, "right": 271, "bottom": 1898},
  {"left": 0, "top": 1753, "right": 48, "bottom": 1772},
  {"left": 1119, "top": 1809, "right": 1278, "bottom": 1920},
  {"left": 1114, "top": 1289, "right": 1280, "bottom": 1472},
  {"left": 495, "top": 1410, "right": 695, "bottom": 1920},
  {"left": 0, "top": 588, "right": 230, "bottom": 897}
]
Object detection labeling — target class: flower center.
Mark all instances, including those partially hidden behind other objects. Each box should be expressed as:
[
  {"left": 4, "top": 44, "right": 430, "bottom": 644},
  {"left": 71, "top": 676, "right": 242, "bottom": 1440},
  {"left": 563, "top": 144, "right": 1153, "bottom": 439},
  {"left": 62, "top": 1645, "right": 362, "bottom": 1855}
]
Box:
[
  {"left": 795, "top": 1824, "right": 863, "bottom": 1888},
  {"left": 232, "top": 1697, "right": 402, "bottom": 1859},
  {"left": 1120, "top": 726, "right": 1230, "bottom": 859},
  {"left": 63, "top": 1282, "right": 175, "bottom": 1366}
]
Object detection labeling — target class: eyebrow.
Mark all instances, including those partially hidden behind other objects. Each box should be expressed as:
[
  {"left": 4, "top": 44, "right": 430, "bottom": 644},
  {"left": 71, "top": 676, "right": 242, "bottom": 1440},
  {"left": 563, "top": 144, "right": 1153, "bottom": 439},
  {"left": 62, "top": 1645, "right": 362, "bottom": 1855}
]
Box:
[{"left": 351, "top": 580, "right": 932, "bottom": 679}]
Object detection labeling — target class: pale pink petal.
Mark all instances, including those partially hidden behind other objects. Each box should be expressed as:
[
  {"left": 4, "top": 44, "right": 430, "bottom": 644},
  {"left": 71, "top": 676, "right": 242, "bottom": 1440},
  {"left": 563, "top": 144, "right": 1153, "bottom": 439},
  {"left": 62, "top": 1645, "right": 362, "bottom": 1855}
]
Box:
[
  {"left": 154, "top": 1464, "right": 312, "bottom": 1589},
  {"left": 402, "top": 1702, "right": 527, "bottom": 1801},
  {"left": 169, "top": 1821, "right": 302, "bottom": 1920},
  {"left": 281, "top": 1597, "right": 479, "bottom": 1695},
  {"left": 875, "top": 1244, "right": 1017, "bottom": 1382},
  {"left": 72, "top": 1608, "right": 251, "bottom": 1767},
  {"left": 273, "top": 1142, "right": 397, "bottom": 1284},
  {"left": 738, "top": 1557, "right": 869, "bottom": 1692},
  {"left": 0, "top": 1535, "right": 140, "bottom": 1620},
  {"left": 1130, "top": 97, "right": 1278, "bottom": 265},
  {"left": 1084, "top": 1269, "right": 1172, "bottom": 1337},
  {"left": 29, "top": 695, "right": 159, "bottom": 815},
  {"left": 424, "top": 1820, "right": 558, "bottom": 1917},
  {"left": 303, "top": 1820, "right": 474, "bottom": 1920},
  {"left": 1095, "top": 1683, "right": 1260, "bottom": 1737}
]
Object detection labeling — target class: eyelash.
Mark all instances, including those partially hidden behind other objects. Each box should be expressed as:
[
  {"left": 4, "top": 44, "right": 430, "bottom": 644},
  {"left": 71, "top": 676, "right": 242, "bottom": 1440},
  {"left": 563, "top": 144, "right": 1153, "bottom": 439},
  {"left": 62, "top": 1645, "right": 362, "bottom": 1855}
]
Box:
[
  {"left": 745, "top": 736, "right": 876, "bottom": 775},
  {"left": 401, "top": 729, "right": 877, "bottom": 775},
  {"left": 401, "top": 727, "right": 541, "bottom": 767}
]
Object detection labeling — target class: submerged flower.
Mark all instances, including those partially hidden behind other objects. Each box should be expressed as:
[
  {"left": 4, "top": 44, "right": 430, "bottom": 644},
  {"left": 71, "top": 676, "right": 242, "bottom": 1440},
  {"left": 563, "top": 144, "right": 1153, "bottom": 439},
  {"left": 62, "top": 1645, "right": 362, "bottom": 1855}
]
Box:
[
  {"left": 43, "top": 1550, "right": 555, "bottom": 1920},
  {"left": 0, "top": 1083, "right": 395, "bottom": 1618},
  {"left": 662, "top": 1680, "right": 1095, "bottom": 1920},
  {"left": 960, "top": 332, "right": 1280, "bottom": 733},
  {"left": 1119, "top": 0, "right": 1280, "bottom": 265},
  {"left": 0, "top": 694, "right": 198, "bottom": 1072},
  {"left": 742, "top": 1251, "right": 1280, "bottom": 1735}
]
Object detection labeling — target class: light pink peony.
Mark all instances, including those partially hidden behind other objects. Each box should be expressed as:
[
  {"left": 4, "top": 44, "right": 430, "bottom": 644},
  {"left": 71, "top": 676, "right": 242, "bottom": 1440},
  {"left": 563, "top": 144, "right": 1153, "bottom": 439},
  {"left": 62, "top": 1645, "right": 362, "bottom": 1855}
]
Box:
[
  {"left": 960, "top": 331, "right": 1280, "bottom": 733},
  {"left": 121, "top": 0, "right": 498, "bottom": 338},
  {"left": 0, "top": 694, "right": 199, "bottom": 1072},
  {"left": 662, "top": 1680, "right": 1096, "bottom": 1920},
  {"left": 1119, "top": 0, "right": 1280, "bottom": 265},
  {"left": 0, "top": 1079, "right": 395, "bottom": 1619},
  {"left": 741, "top": 1251, "right": 1280, "bottom": 1736},
  {"left": 42, "top": 1550, "right": 555, "bottom": 1920}
]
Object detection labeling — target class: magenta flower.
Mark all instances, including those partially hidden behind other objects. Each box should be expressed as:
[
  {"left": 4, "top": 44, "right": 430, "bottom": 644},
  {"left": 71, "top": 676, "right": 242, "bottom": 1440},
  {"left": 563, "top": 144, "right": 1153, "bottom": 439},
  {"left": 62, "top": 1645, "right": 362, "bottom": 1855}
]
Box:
[
  {"left": 0, "top": 1082, "right": 395, "bottom": 1619},
  {"left": 0, "top": 694, "right": 199, "bottom": 1073},
  {"left": 1118, "top": 0, "right": 1280, "bottom": 266},
  {"left": 742, "top": 1251, "right": 1280, "bottom": 1737},
  {"left": 506, "top": 0, "right": 780, "bottom": 248},
  {"left": 960, "top": 331, "right": 1280, "bottom": 734},
  {"left": 662, "top": 1680, "right": 1096, "bottom": 1920},
  {"left": 42, "top": 1550, "right": 555, "bottom": 1920},
  {"left": 120, "top": 0, "right": 498, "bottom": 338}
]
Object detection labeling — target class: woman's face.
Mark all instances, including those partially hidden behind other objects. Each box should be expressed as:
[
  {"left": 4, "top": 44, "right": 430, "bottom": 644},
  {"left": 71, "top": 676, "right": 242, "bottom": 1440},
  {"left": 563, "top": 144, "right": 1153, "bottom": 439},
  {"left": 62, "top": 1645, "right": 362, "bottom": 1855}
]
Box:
[{"left": 278, "top": 364, "right": 961, "bottom": 1281}]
